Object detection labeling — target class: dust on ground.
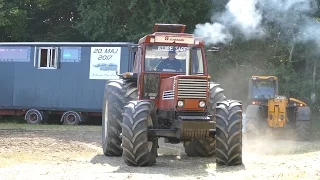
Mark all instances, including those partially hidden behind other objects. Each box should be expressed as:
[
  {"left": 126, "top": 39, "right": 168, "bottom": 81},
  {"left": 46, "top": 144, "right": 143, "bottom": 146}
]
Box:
[{"left": 0, "top": 126, "right": 320, "bottom": 180}]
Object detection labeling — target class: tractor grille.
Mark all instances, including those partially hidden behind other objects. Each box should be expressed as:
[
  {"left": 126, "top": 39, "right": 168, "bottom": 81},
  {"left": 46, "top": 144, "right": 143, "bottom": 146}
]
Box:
[{"left": 177, "top": 78, "right": 208, "bottom": 99}]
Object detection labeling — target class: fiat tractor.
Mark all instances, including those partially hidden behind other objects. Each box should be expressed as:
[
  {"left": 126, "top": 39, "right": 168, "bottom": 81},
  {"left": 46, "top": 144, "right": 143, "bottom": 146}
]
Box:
[
  {"left": 244, "top": 76, "right": 311, "bottom": 141},
  {"left": 102, "top": 23, "right": 243, "bottom": 167}
]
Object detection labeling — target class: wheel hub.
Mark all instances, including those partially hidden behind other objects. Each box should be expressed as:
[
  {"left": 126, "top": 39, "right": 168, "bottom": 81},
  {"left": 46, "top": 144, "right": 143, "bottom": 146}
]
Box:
[
  {"left": 66, "top": 114, "right": 76, "bottom": 124},
  {"left": 29, "top": 113, "right": 38, "bottom": 123}
]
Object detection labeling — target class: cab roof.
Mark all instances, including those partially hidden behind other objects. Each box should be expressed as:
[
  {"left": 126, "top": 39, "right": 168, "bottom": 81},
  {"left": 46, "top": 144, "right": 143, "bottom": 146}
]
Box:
[
  {"left": 251, "top": 76, "right": 278, "bottom": 81},
  {"left": 138, "top": 23, "right": 203, "bottom": 45}
]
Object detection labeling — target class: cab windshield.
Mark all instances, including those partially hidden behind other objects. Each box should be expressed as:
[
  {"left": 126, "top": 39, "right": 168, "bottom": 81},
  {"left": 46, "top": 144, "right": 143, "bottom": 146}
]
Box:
[
  {"left": 252, "top": 80, "right": 276, "bottom": 99},
  {"left": 144, "top": 45, "right": 204, "bottom": 74}
]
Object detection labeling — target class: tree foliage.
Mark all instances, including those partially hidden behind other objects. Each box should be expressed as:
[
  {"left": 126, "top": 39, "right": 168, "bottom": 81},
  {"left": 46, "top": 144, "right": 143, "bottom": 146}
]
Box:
[
  {"left": 0, "top": 0, "right": 84, "bottom": 41},
  {"left": 76, "top": 0, "right": 214, "bottom": 42}
]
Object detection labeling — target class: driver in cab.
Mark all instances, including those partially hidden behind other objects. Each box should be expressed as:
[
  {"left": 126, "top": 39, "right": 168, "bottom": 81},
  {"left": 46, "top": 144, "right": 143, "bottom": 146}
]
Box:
[{"left": 155, "top": 49, "right": 182, "bottom": 72}]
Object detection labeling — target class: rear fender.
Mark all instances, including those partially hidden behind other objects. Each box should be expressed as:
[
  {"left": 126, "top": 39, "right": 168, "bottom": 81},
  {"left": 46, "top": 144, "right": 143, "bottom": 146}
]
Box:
[{"left": 296, "top": 107, "right": 311, "bottom": 121}]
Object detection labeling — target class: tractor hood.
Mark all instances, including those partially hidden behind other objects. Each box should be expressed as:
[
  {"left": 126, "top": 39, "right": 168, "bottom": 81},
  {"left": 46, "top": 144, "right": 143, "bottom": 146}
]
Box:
[{"left": 158, "top": 75, "right": 209, "bottom": 111}]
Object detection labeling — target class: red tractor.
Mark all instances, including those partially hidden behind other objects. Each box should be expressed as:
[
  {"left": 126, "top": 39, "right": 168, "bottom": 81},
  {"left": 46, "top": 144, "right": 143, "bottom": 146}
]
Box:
[{"left": 102, "top": 23, "right": 243, "bottom": 166}]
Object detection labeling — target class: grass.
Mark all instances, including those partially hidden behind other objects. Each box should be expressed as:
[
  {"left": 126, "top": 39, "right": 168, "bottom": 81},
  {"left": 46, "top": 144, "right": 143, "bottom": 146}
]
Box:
[
  {"left": 0, "top": 123, "right": 101, "bottom": 131},
  {"left": 0, "top": 117, "right": 101, "bottom": 131}
]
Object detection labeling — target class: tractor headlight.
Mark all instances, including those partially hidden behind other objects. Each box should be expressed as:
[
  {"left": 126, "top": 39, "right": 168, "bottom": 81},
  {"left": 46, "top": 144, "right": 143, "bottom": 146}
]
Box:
[
  {"left": 199, "top": 101, "right": 206, "bottom": 108},
  {"left": 177, "top": 100, "right": 184, "bottom": 107}
]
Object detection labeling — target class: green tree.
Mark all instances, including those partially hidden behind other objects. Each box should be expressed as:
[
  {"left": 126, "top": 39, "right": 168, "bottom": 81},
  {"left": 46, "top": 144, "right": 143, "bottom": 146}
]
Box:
[
  {"left": 76, "top": 0, "right": 213, "bottom": 42},
  {"left": 0, "top": 0, "right": 85, "bottom": 42}
]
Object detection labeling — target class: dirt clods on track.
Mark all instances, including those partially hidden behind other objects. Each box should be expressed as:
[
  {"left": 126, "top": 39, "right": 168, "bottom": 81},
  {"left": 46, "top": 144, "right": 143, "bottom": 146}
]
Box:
[{"left": 0, "top": 125, "right": 320, "bottom": 180}]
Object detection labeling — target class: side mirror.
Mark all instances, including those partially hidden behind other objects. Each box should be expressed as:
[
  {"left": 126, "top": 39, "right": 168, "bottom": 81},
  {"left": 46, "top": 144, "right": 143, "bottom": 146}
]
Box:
[{"left": 128, "top": 44, "right": 140, "bottom": 52}]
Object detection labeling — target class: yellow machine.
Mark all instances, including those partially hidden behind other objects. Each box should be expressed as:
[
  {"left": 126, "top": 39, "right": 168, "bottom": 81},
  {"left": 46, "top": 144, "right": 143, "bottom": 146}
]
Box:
[{"left": 244, "top": 76, "right": 311, "bottom": 141}]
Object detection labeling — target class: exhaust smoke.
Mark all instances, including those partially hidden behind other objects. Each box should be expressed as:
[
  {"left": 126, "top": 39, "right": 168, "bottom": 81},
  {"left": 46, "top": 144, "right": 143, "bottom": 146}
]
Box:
[{"left": 194, "top": 0, "right": 319, "bottom": 46}]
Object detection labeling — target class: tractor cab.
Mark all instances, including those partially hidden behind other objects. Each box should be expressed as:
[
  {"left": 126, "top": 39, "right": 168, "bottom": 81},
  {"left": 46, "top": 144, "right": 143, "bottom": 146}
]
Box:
[
  {"left": 248, "top": 76, "right": 278, "bottom": 105},
  {"left": 130, "top": 23, "right": 207, "bottom": 76},
  {"left": 127, "top": 23, "right": 209, "bottom": 111}
]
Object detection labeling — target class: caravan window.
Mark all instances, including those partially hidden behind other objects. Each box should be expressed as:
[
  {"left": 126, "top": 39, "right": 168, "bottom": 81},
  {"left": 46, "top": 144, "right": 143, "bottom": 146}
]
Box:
[
  {"left": 0, "top": 47, "right": 30, "bottom": 62},
  {"left": 38, "top": 47, "right": 58, "bottom": 69}
]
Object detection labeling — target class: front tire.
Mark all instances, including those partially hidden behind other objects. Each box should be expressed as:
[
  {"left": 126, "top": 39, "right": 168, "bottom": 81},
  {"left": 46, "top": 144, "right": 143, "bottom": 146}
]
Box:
[
  {"left": 121, "top": 100, "right": 158, "bottom": 166},
  {"left": 215, "top": 100, "right": 243, "bottom": 166}
]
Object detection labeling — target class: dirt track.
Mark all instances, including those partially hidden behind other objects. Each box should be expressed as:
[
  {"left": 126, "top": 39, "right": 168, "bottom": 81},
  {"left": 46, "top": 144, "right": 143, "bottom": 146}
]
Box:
[{"left": 0, "top": 126, "right": 320, "bottom": 180}]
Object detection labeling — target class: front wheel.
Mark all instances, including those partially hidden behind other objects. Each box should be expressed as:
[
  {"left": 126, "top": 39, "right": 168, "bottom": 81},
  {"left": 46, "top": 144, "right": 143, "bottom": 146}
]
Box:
[
  {"left": 121, "top": 100, "right": 158, "bottom": 166},
  {"left": 215, "top": 100, "right": 243, "bottom": 166}
]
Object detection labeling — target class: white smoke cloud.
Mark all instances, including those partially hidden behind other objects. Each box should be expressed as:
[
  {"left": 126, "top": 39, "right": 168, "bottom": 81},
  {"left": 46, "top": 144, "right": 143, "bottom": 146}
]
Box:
[
  {"left": 194, "top": 0, "right": 319, "bottom": 46},
  {"left": 222, "top": 0, "right": 265, "bottom": 39},
  {"left": 194, "top": 23, "right": 232, "bottom": 45}
]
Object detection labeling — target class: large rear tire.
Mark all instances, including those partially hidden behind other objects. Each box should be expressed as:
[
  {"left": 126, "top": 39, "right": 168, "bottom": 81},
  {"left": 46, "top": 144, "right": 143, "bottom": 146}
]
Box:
[
  {"left": 102, "top": 79, "right": 137, "bottom": 156},
  {"left": 208, "top": 83, "right": 226, "bottom": 115},
  {"left": 215, "top": 100, "right": 243, "bottom": 166},
  {"left": 184, "top": 82, "right": 225, "bottom": 157},
  {"left": 121, "top": 100, "right": 158, "bottom": 166}
]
